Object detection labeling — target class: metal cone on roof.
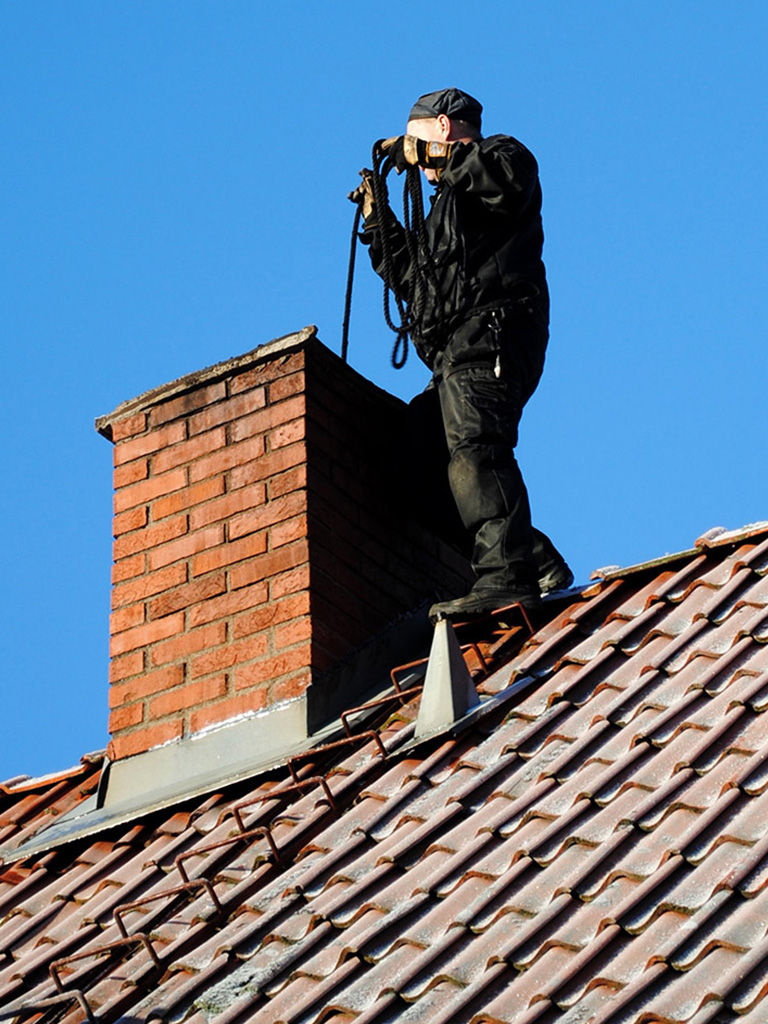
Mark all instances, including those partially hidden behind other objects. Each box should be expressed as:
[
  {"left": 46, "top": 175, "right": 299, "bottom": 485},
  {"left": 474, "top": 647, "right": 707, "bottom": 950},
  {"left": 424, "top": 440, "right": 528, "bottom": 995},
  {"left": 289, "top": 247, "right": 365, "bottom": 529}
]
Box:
[{"left": 414, "top": 617, "right": 481, "bottom": 738}]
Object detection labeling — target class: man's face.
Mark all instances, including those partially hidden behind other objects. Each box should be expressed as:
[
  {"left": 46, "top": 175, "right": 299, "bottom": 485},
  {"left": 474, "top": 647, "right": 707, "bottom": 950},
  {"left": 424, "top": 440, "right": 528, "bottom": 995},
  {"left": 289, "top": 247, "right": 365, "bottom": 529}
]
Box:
[
  {"left": 407, "top": 117, "right": 448, "bottom": 183},
  {"left": 407, "top": 117, "right": 445, "bottom": 143}
]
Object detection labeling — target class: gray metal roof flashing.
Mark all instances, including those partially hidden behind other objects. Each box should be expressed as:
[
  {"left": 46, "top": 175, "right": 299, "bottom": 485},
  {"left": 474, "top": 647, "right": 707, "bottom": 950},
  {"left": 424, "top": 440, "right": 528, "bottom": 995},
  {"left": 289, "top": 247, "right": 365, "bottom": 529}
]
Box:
[
  {"left": 0, "top": 696, "right": 320, "bottom": 863},
  {"left": 1, "top": 603, "right": 437, "bottom": 864},
  {"left": 590, "top": 548, "right": 699, "bottom": 582},
  {"left": 590, "top": 522, "right": 768, "bottom": 583}
]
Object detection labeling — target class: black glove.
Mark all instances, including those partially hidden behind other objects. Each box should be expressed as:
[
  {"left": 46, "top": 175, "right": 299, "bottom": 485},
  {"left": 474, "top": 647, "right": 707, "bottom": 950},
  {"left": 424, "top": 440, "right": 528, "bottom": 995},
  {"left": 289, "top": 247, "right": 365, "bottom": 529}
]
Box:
[
  {"left": 381, "top": 135, "right": 453, "bottom": 176},
  {"left": 348, "top": 169, "right": 376, "bottom": 220}
]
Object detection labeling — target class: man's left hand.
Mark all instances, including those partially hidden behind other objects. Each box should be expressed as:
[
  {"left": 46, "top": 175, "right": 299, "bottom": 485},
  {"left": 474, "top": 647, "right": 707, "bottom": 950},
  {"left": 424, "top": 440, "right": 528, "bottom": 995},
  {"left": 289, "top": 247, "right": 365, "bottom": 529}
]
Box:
[
  {"left": 348, "top": 169, "right": 376, "bottom": 221},
  {"left": 381, "top": 135, "right": 453, "bottom": 175}
]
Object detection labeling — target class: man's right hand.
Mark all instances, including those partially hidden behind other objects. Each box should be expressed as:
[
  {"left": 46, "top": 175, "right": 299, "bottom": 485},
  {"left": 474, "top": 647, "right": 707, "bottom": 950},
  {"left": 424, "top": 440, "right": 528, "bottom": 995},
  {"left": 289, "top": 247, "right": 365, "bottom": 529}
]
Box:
[
  {"left": 381, "top": 135, "right": 453, "bottom": 177},
  {"left": 348, "top": 169, "right": 375, "bottom": 221}
]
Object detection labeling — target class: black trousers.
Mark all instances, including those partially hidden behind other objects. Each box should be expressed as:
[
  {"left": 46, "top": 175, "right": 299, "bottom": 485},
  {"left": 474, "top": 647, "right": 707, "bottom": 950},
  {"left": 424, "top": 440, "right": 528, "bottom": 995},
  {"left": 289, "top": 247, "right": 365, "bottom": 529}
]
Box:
[
  {"left": 406, "top": 315, "right": 559, "bottom": 593},
  {"left": 437, "top": 362, "right": 537, "bottom": 589}
]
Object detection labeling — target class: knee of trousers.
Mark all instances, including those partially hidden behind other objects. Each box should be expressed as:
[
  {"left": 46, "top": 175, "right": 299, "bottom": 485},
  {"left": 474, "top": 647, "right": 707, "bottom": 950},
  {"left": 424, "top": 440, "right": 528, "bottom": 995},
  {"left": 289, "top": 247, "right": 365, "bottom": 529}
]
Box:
[{"left": 447, "top": 444, "right": 522, "bottom": 531}]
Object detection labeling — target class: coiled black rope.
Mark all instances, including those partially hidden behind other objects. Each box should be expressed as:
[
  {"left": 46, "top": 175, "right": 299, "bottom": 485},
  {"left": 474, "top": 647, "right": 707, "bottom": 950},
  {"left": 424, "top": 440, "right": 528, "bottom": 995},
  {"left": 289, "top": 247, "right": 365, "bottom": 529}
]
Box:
[{"left": 342, "top": 140, "right": 438, "bottom": 369}]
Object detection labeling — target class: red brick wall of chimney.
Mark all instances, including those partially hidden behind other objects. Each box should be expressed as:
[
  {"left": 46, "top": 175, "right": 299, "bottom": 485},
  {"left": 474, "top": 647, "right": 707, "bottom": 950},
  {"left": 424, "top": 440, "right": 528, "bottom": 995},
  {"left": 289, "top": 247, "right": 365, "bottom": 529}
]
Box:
[{"left": 101, "top": 332, "right": 471, "bottom": 760}]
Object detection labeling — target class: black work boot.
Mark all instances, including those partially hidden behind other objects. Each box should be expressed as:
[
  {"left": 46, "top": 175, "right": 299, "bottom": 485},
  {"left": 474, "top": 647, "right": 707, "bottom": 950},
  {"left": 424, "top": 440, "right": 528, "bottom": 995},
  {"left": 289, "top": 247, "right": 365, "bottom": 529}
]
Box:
[
  {"left": 429, "top": 581, "right": 541, "bottom": 624},
  {"left": 538, "top": 559, "right": 574, "bottom": 596},
  {"left": 531, "top": 529, "right": 574, "bottom": 596}
]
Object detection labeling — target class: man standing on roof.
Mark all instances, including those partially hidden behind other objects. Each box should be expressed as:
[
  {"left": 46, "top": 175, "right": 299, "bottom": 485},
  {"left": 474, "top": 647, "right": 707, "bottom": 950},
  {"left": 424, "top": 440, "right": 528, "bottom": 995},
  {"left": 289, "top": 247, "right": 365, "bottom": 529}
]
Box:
[{"left": 354, "top": 87, "right": 572, "bottom": 620}]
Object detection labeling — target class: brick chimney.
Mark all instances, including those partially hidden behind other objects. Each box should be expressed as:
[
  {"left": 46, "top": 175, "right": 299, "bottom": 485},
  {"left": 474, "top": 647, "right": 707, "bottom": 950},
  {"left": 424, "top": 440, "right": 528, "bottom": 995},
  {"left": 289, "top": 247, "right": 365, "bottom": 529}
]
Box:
[{"left": 97, "top": 327, "right": 471, "bottom": 761}]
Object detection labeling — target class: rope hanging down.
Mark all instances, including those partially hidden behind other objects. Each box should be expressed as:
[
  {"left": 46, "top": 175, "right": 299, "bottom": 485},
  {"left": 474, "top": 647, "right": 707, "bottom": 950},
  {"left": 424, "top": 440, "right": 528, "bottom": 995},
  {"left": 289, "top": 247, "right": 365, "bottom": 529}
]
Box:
[
  {"left": 342, "top": 140, "right": 440, "bottom": 369},
  {"left": 340, "top": 203, "right": 362, "bottom": 364}
]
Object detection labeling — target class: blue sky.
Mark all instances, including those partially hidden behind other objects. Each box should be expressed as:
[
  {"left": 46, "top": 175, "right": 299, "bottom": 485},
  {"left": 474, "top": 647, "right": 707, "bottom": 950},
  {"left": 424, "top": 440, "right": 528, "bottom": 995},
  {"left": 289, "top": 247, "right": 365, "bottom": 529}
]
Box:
[{"left": 2, "top": 1, "right": 767, "bottom": 781}]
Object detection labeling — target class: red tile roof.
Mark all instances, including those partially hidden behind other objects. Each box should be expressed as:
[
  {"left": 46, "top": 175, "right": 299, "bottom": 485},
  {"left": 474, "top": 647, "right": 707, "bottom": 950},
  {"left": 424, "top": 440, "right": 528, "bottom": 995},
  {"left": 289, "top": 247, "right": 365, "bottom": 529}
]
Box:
[{"left": 3, "top": 523, "right": 768, "bottom": 1023}]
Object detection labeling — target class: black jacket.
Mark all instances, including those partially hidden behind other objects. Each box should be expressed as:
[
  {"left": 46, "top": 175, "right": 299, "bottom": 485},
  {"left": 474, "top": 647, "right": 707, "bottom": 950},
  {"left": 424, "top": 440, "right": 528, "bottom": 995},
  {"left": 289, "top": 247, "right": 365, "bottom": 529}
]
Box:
[{"left": 362, "top": 133, "right": 549, "bottom": 373}]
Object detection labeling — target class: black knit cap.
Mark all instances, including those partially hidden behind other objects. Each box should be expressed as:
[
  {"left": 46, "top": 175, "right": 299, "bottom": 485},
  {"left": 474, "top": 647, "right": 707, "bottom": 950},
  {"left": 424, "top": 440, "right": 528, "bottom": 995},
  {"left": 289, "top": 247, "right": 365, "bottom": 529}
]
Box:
[{"left": 408, "top": 88, "right": 483, "bottom": 130}]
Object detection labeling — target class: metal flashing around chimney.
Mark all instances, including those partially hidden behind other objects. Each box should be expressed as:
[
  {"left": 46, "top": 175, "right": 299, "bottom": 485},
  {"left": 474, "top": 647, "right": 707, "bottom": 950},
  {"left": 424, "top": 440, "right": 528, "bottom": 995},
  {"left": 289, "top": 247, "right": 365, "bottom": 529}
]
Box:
[
  {"left": 0, "top": 695, "right": 328, "bottom": 863},
  {"left": 307, "top": 602, "right": 434, "bottom": 731},
  {"left": 413, "top": 618, "right": 481, "bottom": 739},
  {"left": 0, "top": 604, "right": 437, "bottom": 864}
]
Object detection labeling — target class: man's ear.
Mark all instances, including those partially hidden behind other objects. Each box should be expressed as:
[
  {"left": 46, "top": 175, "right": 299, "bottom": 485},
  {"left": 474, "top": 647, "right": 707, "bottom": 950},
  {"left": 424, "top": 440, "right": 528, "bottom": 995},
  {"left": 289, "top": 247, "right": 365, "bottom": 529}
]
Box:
[{"left": 437, "top": 113, "right": 452, "bottom": 140}]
